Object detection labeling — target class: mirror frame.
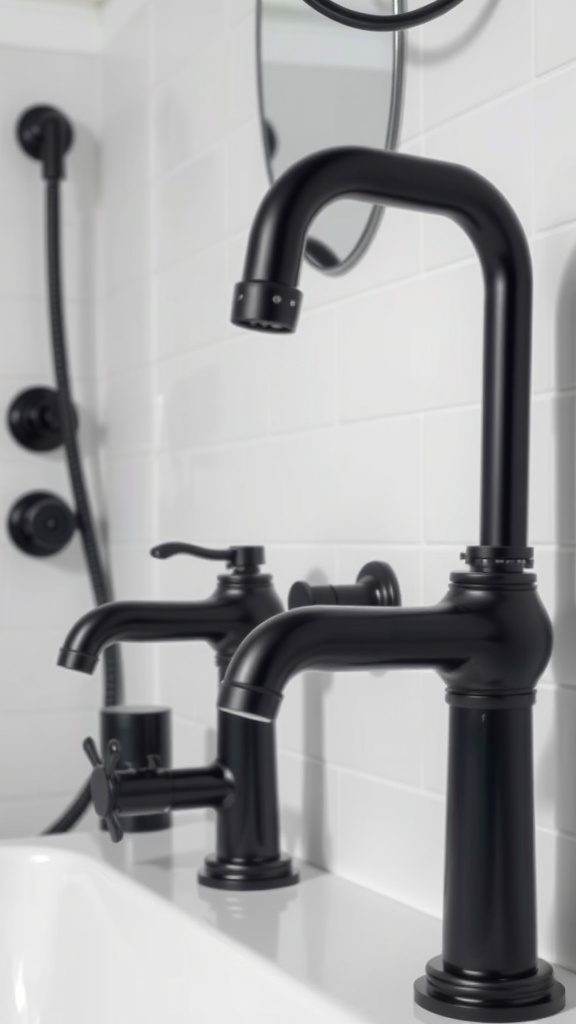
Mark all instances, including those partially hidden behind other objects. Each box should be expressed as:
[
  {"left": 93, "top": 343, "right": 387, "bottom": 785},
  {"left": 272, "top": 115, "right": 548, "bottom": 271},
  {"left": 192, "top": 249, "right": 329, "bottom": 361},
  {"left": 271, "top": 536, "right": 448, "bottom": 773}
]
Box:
[{"left": 255, "top": 0, "right": 406, "bottom": 276}]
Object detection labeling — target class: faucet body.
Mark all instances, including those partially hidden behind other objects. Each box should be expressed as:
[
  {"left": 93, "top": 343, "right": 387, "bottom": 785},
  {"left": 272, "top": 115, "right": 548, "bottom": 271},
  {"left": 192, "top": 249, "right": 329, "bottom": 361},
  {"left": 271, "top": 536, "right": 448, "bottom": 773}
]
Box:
[
  {"left": 220, "top": 148, "right": 565, "bottom": 1019},
  {"left": 62, "top": 543, "right": 298, "bottom": 890}
]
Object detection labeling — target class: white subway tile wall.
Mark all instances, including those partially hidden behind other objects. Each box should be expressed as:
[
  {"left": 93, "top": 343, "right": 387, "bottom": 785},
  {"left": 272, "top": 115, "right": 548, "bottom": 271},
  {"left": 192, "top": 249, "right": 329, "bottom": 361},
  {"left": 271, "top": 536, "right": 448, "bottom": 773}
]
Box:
[{"left": 94, "top": 0, "right": 576, "bottom": 968}]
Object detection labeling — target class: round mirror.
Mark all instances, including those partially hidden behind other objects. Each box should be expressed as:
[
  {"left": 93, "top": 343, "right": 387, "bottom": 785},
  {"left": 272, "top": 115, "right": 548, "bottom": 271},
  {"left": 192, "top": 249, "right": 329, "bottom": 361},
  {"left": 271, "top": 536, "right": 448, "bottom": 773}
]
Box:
[{"left": 257, "top": 0, "right": 405, "bottom": 276}]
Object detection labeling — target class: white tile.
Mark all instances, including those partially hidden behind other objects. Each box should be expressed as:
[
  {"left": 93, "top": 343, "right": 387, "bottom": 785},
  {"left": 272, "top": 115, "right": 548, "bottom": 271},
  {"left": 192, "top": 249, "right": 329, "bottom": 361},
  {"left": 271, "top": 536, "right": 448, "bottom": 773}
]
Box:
[
  {"left": 173, "top": 717, "right": 214, "bottom": 770},
  {"left": 534, "top": 685, "right": 557, "bottom": 831},
  {"left": 536, "top": 549, "right": 576, "bottom": 689},
  {"left": 422, "top": 548, "right": 460, "bottom": 605},
  {"left": 157, "top": 642, "right": 220, "bottom": 730},
  {"left": 335, "top": 771, "right": 445, "bottom": 917},
  {"left": 156, "top": 336, "right": 268, "bottom": 451},
  {"left": 535, "top": 65, "right": 576, "bottom": 230},
  {"left": 103, "top": 97, "right": 151, "bottom": 202},
  {"left": 324, "top": 670, "right": 424, "bottom": 786},
  {"left": 156, "top": 242, "right": 231, "bottom": 358},
  {"left": 107, "top": 456, "right": 155, "bottom": 544},
  {"left": 421, "top": 0, "right": 532, "bottom": 130},
  {"left": 532, "top": 226, "right": 576, "bottom": 395},
  {"left": 400, "top": 33, "right": 422, "bottom": 144},
  {"left": 536, "top": 0, "right": 576, "bottom": 75},
  {"left": 103, "top": 2, "right": 151, "bottom": 116},
  {"left": 268, "top": 307, "right": 338, "bottom": 434},
  {"left": 278, "top": 750, "right": 339, "bottom": 871},
  {"left": 154, "top": 150, "right": 226, "bottom": 269},
  {"left": 423, "top": 90, "right": 533, "bottom": 269},
  {"left": 151, "top": 0, "right": 229, "bottom": 85},
  {"left": 529, "top": 395, "right": 575, "bottom": 546},
  {"left": 105, "top": 366, "right": 155, "bottom": 456},
  {"left": 339, "top": 264, "right": 483, "bottom": 421},
  {"left": 0, "top": 540, "right": 94, "bottom": 630},
  {"left": 230, "top": 0, "right": 253, "bottom": 27},
  {"left": 0, "top": 629, "right": 98, "bottom": 713},
  {"left": 105, "top": 189, "right": 150, "bottom": 292},
  {"left": 200, "top": 418, "right": 422, "bottom": 546},
  {"left": 230, "top": 12, "right": 257, "bottom": 127},
  {"left": 152, "top": 40, "right": 231, "bottom": 180},
  {"left": 102, "top": 280, "right": 152, "bottom": 376},
  {"left": 225, "top": 118, "right": 269, "bottom": 235},
  {"left": 421, "top": 672, "right": 449, "bottom": 795},
  {"left": 423, "top": 407, "right": 481, "bottom": 544},
  {"left": 0, "top": 708, "right": 98, "bottom": 801}
]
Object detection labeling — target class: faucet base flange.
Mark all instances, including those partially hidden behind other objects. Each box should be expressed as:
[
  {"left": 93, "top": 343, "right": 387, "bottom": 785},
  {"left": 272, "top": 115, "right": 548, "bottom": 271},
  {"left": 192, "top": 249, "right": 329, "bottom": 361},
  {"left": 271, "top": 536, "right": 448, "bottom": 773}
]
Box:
[
  {"left": 198, "top": 853, "right": 299, "bottom": 891},
  {"left": 414, "top": 957, "right": 565, "bottom": 1022}
]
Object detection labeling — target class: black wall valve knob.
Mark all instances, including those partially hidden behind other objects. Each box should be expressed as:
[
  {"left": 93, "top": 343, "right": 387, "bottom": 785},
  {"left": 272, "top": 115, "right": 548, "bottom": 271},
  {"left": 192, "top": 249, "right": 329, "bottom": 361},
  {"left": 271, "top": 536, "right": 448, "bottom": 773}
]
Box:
[
  {"left": 8, "top": 386, "right": 77, "bottom": 452},
  {"left": 289, "top": 561, "right": 401, "bottom": 610},
  {"left": 8, "top": 491, "right": 76, "bottom": 557}
]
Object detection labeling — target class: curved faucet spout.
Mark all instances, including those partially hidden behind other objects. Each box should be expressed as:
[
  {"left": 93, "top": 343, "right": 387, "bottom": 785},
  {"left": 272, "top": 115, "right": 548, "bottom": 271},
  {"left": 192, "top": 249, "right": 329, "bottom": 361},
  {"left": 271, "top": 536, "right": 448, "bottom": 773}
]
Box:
[
  {"left": 232, "top": 146, "right": 532, "bottom": 553},
  {"left": 58, "top": 599, "right": 243, "bottom": 675},
  {"left": 219, "top": 599, "right": 489, "bottom": 722}
]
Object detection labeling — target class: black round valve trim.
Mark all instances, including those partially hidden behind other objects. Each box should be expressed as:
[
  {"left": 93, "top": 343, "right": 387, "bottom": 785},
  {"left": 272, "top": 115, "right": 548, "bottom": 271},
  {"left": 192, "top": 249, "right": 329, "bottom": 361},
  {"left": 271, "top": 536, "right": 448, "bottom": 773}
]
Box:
[
  {"left": 17, "top": 105, "right": 73, "bottom": 180},
  {"left": 8, "top": 386, "right": 77, "bottom": 452},
  {"left": 8, "top": 491, "right": 76, "bottom": 556},
  {"left": 289, "top": 561, "right": 401, "bottom": 610}
]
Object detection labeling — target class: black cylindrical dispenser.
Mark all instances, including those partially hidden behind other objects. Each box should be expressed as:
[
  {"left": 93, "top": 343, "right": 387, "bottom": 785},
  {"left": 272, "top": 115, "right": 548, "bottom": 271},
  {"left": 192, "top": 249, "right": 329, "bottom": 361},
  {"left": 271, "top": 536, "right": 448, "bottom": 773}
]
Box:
[{"left": 100, "top": 706, "right": 172, "bottom": 833}]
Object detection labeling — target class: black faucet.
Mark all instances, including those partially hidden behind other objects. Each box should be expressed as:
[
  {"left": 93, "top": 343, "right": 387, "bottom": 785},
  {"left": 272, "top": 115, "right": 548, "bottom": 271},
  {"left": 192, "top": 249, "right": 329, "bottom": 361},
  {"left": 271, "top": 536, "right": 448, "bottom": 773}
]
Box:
[
  {"left": 218, "top": 148, "right": 565, "bottom": 1020},
  {"left": 58, "top": 541, "right": 299, "bottom": 890}
]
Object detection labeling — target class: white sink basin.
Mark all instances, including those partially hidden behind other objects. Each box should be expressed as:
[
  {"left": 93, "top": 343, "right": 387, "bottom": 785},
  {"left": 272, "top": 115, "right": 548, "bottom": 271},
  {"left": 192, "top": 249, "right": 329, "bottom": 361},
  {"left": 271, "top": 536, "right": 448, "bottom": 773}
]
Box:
[{"left": 0, "top": 845, "right": 358, "bottom": 1024}]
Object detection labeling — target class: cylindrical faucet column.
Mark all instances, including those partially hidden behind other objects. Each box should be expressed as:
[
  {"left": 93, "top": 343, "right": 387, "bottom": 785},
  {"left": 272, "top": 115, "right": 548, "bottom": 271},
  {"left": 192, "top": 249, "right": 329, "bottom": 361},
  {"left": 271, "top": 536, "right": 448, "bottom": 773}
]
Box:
[
  {"left": 415, "top": 696, "right": 565, "bottom": 1021},
  {"left": 198, "top": 711, "right": 299, "bottom": 891},
  {"left": 443, "top": 703, "right": 537, "bottom": 975}
]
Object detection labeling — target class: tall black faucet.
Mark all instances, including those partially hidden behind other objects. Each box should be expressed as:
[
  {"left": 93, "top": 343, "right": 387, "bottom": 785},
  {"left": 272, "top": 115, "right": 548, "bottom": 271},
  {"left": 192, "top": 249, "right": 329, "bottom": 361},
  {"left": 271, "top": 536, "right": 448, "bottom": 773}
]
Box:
[
  {"left": 218, "top": 148, "right": 565, "bottom": 1020},
  {"left": 59, "top": 541, "right": 300, "bottom": 890}
]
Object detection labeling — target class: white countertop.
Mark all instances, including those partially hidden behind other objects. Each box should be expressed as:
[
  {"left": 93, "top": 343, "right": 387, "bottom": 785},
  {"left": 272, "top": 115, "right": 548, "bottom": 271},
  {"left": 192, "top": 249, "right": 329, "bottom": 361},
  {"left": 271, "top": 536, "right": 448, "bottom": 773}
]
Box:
[{"left": 11, "top": 818, "right": 576, "bottom": 1024}]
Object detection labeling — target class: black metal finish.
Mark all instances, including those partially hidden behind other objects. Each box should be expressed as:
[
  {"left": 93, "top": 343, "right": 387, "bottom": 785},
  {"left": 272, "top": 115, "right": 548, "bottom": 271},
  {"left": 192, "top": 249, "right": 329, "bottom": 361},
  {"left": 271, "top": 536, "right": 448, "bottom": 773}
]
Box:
[
  {"left": 17, "top": 105, "right": 73, "bottom": 180},
  {"left": 9, "top": 491, "right": 76, "bottom": 557},
  {"left": 301, "top": 0, "right": 465, "bottom": 31},
  {"left": 58, "top": 542, "right": 281, "bottom": 675},
  {"left": 62, "top": 542, "right": 297, "bottom": 890},
  {"left": 151, "top": 542, "right": 266, "bottom": 572},
  {"left": 232, "top": 147, "right": 532, "bottom": 556},
  {"left": 100, "top": 706, "right": 172, "bottom": 833},
  {"left": 8, "top": 386, "right": 77, "bottom": 451},
  {"left": 223, "top": 145, "right": 564, "bottom": 1018},
  {"left": 289, "top": 561, "right": 401, "bottom": 610}
]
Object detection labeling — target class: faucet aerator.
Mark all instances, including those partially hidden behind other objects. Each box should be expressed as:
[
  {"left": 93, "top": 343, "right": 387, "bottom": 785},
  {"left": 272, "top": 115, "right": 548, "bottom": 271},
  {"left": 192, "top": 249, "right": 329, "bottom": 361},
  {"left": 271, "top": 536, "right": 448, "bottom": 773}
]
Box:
[
  {"left": 57, "top": 647, "right": 99, "bottom": 674},
  {"left": 231, "top": 280, "right": 302, "bottom": 333}
]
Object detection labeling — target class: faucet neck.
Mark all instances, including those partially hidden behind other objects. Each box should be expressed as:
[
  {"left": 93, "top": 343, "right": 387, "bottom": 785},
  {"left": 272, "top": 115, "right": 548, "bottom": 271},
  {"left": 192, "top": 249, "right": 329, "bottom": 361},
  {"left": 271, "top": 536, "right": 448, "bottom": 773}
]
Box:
[{"left": 238, "top": 147, "right": 533, "bottom": 554}]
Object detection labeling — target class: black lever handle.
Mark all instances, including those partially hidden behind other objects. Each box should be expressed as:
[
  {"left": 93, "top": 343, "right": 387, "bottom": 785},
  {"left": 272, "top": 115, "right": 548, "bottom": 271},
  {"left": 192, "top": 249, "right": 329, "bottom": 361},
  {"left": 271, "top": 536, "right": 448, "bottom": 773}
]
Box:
[
  {"left": 151, "top": 542, "right": 234, "bottom": 562},
  {"left": 150, "top": 542, "right": 266, "bottom": 572},
  {"left": 289, "top": 561, "right": 401, "bottom": 610},
  {"left": 83, "top": 736, "right": 124, "bottom": 843}
]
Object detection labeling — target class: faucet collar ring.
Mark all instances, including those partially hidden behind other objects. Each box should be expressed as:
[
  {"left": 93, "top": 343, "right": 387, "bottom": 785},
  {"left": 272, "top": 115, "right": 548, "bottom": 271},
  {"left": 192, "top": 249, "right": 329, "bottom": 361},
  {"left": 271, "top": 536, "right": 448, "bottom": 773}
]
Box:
[
  {"left": 199, "top": 852, "right": 299, "bottom": 891},
  {"left": 415, "top": 956, "right": 565, "bottom": 1021},
  {"left": 463, "top": 545, "right": 534, "bottom": 572}
]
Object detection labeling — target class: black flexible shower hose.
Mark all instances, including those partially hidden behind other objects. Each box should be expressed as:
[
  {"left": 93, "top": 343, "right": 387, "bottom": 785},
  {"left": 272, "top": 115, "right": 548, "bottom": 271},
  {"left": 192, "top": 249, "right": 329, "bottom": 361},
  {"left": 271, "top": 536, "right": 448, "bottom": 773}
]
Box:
[{"left": 42, "top": 180, "right": 122, "bottom": 834}]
